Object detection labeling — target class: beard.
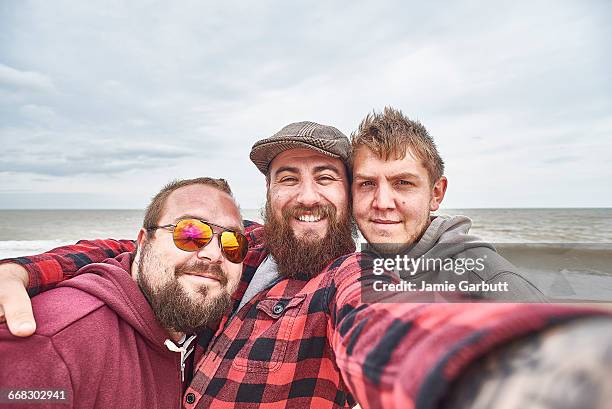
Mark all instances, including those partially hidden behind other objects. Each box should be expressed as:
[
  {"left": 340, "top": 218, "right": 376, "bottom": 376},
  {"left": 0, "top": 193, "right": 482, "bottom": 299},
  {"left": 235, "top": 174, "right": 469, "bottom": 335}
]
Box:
[
  {"left": 365, "top": 214, "right": 432, "bottom": 256},
  {"left": 263, "top": 199, "right": 357, "bottom": 279},
  {"left": 136, "top": 241, "right": 234, "bottom": 334}
]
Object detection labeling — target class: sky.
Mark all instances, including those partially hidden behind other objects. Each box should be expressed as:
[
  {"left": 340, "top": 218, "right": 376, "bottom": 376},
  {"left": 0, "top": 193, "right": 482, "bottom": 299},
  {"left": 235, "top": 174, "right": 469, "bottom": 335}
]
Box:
[{"left": 0, "top": 0, "right": 610, "bottom": 209}]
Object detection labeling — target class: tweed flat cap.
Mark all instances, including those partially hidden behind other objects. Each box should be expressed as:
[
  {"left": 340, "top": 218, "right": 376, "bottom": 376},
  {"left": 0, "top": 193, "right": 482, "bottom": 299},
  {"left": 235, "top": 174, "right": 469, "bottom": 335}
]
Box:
[{"left": 250, "top": 121, "right": 351, "bottom": 175}]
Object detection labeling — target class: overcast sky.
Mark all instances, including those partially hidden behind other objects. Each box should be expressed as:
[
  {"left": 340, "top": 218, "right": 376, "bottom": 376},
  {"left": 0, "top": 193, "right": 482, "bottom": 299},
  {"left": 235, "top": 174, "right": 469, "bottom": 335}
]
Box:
[{"left": 1, "top": 0, "right": 610, "bottom": 209}]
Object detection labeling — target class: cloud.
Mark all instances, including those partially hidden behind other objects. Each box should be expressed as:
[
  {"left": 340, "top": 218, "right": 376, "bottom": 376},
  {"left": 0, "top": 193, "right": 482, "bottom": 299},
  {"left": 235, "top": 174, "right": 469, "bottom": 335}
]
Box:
[
  {"left": 19, "top": 104, "right": 58, "bottom": 123},
  {"left": 0, "top": 64, "right": 56, "bottom": 93},
  {"left": 0, "top": 140, "right": 195, "bottom": 176},
  {"left": 0, "top": 1, "right": 610, "bottom": 208},
  {"left": 543, "top": 155, "right": 581, "bottom": 164}
]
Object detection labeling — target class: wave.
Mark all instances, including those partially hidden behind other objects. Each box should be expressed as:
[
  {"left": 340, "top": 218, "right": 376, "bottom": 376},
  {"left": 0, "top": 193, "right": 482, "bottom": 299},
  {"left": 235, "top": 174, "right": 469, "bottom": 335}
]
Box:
[{"left": 0, "top": 240, "right": 75, "bottom": 259}]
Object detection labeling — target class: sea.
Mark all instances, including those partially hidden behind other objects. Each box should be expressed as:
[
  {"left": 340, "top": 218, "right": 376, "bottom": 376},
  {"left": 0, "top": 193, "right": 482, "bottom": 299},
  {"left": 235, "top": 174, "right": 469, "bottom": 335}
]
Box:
[
  {"left": 1, "top": 208, "right": 610, "bottom": 257},
  {"left": 1, "top": 208, "right": 611, "bottom": 301}
]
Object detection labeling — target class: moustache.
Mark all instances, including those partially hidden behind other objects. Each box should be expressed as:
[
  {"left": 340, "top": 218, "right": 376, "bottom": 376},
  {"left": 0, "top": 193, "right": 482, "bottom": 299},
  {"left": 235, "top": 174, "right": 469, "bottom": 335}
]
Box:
[
  {"left": 175, "top": 261, "right": 228, "bottom": 286},
  {"left": 282, "top": 204, "right": 336, "bottom": 221}
]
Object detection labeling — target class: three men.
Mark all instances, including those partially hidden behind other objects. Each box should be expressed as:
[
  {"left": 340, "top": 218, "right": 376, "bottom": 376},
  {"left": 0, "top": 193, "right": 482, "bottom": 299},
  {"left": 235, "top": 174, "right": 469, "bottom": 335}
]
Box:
[
  {"left": 0, "top": 177, "right": 248, "bottom": 408},
  {"left": 1, "top": 108, "right": 610, "bottom": 408}
]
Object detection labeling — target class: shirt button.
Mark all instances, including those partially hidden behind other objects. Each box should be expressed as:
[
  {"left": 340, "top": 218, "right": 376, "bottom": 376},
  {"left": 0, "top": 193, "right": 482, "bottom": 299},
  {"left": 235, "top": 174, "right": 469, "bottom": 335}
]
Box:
[
  {"left": 186, "top": 393, "right": 196, "bottom": 404},
  {"left": 273, "top": 302, "right": 285, "bottom": 315}
]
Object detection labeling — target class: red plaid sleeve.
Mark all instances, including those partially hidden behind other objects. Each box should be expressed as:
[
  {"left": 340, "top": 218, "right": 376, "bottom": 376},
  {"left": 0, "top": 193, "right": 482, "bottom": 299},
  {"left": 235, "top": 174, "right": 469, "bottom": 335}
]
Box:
[
  {"left": 325, "top": 253, "right": 611, "bottom": 409},
  {"left": 0, "top": 239, "right": 136, "bottom": 295},
  {"left": 0, "top": 220, "right": 263, "bottom": 297}
]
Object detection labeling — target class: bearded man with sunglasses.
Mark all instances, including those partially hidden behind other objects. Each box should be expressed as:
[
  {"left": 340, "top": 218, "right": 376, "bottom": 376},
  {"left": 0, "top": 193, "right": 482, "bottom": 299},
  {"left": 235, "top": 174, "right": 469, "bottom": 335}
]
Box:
[
  {"left": 0, "top": 177, "right": 250, "bottom": 408},
  {"left": 1, "top": 120, "right": 611, "bottom": 409}
]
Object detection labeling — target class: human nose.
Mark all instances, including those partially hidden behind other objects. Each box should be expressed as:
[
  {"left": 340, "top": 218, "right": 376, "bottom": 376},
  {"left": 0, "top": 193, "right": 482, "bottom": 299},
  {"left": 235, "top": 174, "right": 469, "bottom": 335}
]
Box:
[
  {"left": 295, "top": 179, "right": 322, "bottom": 207},
  {"left": 196, "top": 234, "right": 224, "bottom": 264},
  {"left": 372, "top": 183, "right": 396, "bottom": 211}
]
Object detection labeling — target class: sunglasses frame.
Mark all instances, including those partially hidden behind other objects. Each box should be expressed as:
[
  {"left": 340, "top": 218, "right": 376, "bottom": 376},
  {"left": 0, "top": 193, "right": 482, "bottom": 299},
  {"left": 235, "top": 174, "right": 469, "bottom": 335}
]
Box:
[{"left": 147, "top": 219, "right": 248, "bottom": 263}]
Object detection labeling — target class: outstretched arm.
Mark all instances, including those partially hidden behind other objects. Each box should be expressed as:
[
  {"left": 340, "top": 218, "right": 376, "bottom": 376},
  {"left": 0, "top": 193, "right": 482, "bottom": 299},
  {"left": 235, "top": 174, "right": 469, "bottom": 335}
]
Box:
[
  {"left": 325, "top": 253, "right": 612, "bottom": 409},
  {"left": 0, "top": 239, "right": 135, "bottom": 336}
]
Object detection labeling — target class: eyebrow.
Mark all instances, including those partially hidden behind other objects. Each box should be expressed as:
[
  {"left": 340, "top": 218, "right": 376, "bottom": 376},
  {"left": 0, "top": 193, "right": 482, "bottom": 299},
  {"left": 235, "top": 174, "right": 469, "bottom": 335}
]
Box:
[
  {"left": 273, "top": 166, "right": 299, "bottom": 176},
  {"left": 353, "top": 172, "right": 421, "bottom": 181},
  {"left": 274, "top": 165, "right": 342, "bottom": 176},
  {"left": 313, "top": 165, "right": 341, "bottom": 175},
  {"left": 173, "top": 215, "right": 243, "bottom": 233}
]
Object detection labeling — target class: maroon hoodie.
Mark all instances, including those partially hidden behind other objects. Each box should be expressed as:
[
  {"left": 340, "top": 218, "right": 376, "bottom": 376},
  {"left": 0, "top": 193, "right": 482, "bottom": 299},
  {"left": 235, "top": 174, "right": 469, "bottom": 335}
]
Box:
[{"left": 0, "top": 253, "right": 187, "bottom": 408}]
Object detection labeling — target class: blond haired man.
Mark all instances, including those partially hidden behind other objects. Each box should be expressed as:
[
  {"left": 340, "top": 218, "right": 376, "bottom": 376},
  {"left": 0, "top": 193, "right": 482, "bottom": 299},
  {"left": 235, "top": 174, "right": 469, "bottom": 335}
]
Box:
[{"left": 350, "top": 107, "right": 546, "bottom": 301}]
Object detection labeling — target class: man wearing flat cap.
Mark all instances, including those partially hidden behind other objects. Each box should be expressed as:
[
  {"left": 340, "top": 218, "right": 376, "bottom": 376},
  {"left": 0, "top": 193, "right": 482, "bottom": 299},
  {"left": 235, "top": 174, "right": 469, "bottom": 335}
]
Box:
[{"left": 1, "top": 114, "right": 611, "bottom": 409}]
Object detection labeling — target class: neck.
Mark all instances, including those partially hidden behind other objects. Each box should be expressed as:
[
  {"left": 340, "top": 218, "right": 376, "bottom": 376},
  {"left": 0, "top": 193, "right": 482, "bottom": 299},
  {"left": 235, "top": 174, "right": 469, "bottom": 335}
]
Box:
[{"left": 166, "top": 329, "right": 186, "bottom": 343}]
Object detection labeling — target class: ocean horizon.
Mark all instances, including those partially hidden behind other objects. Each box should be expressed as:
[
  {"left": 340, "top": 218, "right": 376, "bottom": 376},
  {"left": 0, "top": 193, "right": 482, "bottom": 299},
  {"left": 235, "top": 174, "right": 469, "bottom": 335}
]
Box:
[
  {"left": 1, "top": 208, "right": 611, "bottom": 301},
  {"left": 1, "top": 207, "right": 611, "bottom": 257}
]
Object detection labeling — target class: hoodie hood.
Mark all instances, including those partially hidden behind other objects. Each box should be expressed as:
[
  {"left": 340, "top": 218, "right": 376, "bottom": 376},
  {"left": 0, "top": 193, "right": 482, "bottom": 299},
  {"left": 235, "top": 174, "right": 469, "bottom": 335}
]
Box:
[
  {"left": 57, "top": 252, "right": 172, "bottom": 351},
  {"left": 405, "top": 214, "right": 496, "bottom": 260}
]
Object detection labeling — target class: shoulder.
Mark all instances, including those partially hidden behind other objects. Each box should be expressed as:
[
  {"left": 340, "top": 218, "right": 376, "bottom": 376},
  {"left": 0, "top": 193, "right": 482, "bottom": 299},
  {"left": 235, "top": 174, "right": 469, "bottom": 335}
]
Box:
[
  {"left": 30, "top": 285, "right": 108, "bottom": 337},
  {"left": 327, "top": 251, "right": 373, "bottom": 272},
  {"left": 243, "top": 219, "right": 265, "bottom": 247},
  {"left": 242, "top": 220, "right": 269, "bottom": 271},
  {"left": 321, "top": 252, "right": 373, "bottom": 286},
  {"left": 456, "top": 245, "right": 514, "bottom": 276},
  {"left": 455, "top": 247, "right": 547, "bottom": 301}
]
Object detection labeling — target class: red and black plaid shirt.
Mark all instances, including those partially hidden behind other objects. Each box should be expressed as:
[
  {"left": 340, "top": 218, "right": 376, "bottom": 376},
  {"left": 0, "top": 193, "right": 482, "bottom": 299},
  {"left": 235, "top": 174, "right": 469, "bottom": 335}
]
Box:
[{"left": 3, "top": 220, "right": 609, "bottom": 409}]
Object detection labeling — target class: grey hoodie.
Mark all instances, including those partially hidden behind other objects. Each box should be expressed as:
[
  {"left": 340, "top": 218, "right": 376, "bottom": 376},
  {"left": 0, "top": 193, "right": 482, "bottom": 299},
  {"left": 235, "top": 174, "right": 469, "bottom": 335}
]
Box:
[{"left": 370, "top": 215, "right": 547, "bottom": 302}]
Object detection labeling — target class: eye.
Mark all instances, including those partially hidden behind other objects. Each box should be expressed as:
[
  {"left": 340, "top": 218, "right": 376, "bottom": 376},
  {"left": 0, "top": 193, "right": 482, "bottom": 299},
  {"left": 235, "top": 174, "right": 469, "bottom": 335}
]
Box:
[
  {"left": 396, "top": 180, "right": 414, "bottom": 187},
  {"left": 358, "top": 180, "right": 375, "bottom": 188},
  {"left": 279, "top": 176, "right": 298, "bottom": 183},
  {"left": 317, "top": 174, "right": 337, "bottom": 184}
]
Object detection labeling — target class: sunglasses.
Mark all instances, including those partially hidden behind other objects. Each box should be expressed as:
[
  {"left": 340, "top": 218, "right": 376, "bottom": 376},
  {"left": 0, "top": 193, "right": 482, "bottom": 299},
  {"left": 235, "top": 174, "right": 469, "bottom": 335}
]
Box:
[{"left": 148, "top": 219, "right": 248, "bottom": 263}]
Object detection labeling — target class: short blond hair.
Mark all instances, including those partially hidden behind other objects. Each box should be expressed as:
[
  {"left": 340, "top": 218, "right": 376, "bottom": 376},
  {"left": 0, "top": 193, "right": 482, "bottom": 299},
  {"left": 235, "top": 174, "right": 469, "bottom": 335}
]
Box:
[{"left": 351, "top": 107, "right": 444, "bottom": 184}]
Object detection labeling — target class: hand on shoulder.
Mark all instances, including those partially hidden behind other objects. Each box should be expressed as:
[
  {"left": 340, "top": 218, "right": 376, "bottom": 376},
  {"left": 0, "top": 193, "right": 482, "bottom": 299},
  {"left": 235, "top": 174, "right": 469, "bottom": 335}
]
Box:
[{"left": 0, "top": 263, "right": 35, "bottom": 337}]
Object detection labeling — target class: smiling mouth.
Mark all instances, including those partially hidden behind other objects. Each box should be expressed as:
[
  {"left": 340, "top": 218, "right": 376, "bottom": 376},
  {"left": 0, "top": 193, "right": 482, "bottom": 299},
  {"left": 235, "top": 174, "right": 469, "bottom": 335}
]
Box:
[{"left": 296, "top": 214, "right": 324, "bottom": 223}]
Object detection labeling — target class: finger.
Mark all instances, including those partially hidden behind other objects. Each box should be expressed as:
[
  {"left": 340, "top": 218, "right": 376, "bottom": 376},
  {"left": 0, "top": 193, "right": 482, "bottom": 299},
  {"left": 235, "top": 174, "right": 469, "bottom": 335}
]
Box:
[{"left": 0, "top": 281, "right": 36, "bottom": 337}]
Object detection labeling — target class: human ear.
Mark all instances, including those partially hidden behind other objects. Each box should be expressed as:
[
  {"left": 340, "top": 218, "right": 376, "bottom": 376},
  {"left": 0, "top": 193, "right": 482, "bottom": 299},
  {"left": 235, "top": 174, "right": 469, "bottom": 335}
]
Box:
[{"left": 429, "top": 176, "right": 448, "bottom": 211}]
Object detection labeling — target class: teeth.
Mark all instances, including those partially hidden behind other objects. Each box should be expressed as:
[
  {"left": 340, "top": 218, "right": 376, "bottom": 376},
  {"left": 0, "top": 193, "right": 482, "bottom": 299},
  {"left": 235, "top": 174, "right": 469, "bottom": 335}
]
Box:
[{"left": 298, "top": 214, "right": 322, "bottom": 222}]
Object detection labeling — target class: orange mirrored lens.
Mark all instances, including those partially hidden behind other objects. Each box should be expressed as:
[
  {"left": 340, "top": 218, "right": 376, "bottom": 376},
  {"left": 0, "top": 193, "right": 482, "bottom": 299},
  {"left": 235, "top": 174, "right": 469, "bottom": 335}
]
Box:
[
  {"left": 173, "top": 219, "right": 213, "bottom": 252},
  {"left": 220, "top": 231, "right": 248, "bottom": 263},
  {"left": 171, "top": 219, "right": 247, "bottom": 262}
]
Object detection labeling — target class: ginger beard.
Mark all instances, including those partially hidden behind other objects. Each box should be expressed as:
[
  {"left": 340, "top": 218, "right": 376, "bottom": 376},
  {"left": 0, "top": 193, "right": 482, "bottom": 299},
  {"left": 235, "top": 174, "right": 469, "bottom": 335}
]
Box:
[
  {"left": 263, "top": 197, "right": 357, "bottom": 278},
  {"left": 137, "top": 240, "right": 236, "bottom": 334}
]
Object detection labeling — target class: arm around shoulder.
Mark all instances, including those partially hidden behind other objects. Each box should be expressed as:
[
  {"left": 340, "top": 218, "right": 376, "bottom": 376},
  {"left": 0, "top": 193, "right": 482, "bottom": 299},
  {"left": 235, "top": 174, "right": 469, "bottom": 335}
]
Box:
[
  {"left": 1, "top": 238, "right": 136, "bottom": 295},
  {"left": 0, "top": 238, "right": 134, "bottom": 338}
]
